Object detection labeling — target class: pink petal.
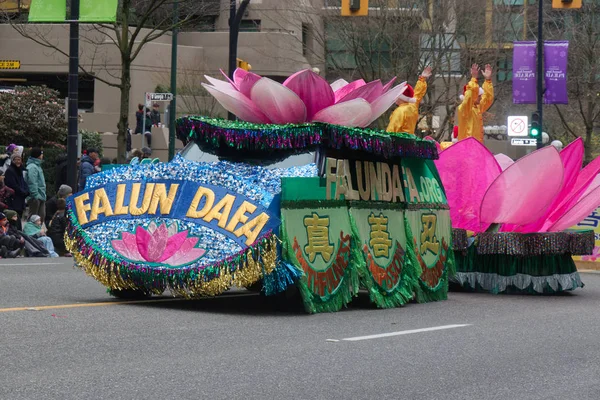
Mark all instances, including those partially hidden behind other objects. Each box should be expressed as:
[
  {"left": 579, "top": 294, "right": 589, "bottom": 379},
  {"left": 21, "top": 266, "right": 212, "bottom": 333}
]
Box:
[
  {"left": 337, "top": 80, "right": 384, "bottom": 104},
  {"left": 312, "top": 98, "right": 373, "bottom": 127},
  {"left": 202, "top": 83, "right": 270, "bottom": 124},
  {"left": 250, "top": 78, "right": 307, "bottom": 124},
  {"left": 162, "top": 237, "right": 205, "bottom": 266},
  {"left": 334, "top": 79, "right": 366, "bottom": 103},
  {"left": 547, "top": 184, "right": 600, "bottom": 232},
  {"left": 233, "top": 68, "right": 249, "bottom": 86},
  {"left": 494, "top": 154, "right": 514, "bottom": 171},
  {"left": 204, "top": 75, "right": 237, "bottom": 93},
  {"left": 219, "top": 69, "right": 237, "bottom": 87},
  {"left": 145, "top": 224, "right": 170, "bottom": 262},
  {"left": 330, "top": 78, "right": 348, "bottom": 92},
  {"left": 134, "top": 226, "right": 153, "bottom": 261},
  {"left": 237, "top": 72, "right": 262, "bottom": 98},
  {"left": 512, "top": 138, "right": 584, "bottom": 232},
  {"left": 365, "top": 82, "right": 407, "bottom": 125},
  {"left": 112, "top": 233, "right": 144, "bottom": 261},
  {"left": 158, "top": 230, "right": 189, "bottom": 262},
  {"left": 480, "top": 146, "right": 564, "bottom": 225},
  {"left": 382, "top": 77, "right": 397, "bottom": 93},
  {"left": 434, "top": 138, "right": 502, "bottom": 232},
  {"left": 283, "top": 69, "right": 335, "bottom": 120}
]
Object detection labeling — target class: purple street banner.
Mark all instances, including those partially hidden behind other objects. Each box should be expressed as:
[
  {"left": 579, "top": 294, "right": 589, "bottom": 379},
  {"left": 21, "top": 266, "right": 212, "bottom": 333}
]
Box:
[
  {"left": 512, "top": 41, "right": 537, "bottom": 104},
  {"left": 544, "top": 41, "right": 569, "bottom": 105}
]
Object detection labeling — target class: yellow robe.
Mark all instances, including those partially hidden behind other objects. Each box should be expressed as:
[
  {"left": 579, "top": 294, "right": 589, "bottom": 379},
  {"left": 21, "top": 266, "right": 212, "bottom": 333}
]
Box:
[
  {"left": 457, "top": 78, "right": 494, "bottom": 143},
  {"left": 386, "top": 77, "right": 427, "bottom": 135}
]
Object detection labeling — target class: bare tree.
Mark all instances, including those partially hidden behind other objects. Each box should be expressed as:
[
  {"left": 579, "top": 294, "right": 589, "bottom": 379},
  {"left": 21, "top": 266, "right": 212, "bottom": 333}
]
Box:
[{"left": 2, "top": 0, "right": 220, "bottom": 162}]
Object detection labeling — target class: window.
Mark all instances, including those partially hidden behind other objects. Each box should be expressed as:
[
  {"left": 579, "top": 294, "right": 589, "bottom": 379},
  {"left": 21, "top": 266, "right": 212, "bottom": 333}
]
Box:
[
  {"left": 302, "top": 24, "right": 310, "bottom": 56},
  {"left": 186, "top": 15, "right": 216, "bottom": 32},
  {"left": 239, "top": 20, "right": 261, "bottom": 32},
  {"left": 496, "top": 58, "right": 513, "bottom": 82},
  {"left": 493, "top": 10, "right": 523, "bottom": 42}
]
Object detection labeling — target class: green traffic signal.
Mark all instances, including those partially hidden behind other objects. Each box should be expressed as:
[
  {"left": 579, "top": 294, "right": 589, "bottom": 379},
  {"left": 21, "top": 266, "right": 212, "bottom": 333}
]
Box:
[{"left": 530, "top": 127, "right": 540, "bottom": 137}]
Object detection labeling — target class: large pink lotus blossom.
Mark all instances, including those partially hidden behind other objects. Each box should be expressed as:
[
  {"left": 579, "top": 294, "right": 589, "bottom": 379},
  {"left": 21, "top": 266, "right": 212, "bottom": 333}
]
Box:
[
  {"left": 202, "top": 68, "right": 407, "bottom": 127},
  {"left": 435, "top": 137, "right": 600, "bottom": 233},
  {"left": 111, "top": 222, "right": 206, "bottom": 266}
]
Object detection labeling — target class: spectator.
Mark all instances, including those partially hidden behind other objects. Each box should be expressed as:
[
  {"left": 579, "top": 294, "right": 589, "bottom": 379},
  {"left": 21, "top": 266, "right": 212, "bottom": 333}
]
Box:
[
  {"left": 45, "top": 184, "right": 72, "bottom": 227},
  {"left": 78, "top": 148, "right": 99, "bottom": 192},
  {"left": 4, "top": 209, "right": 48, "bottom": 257},
  {"left": 126, "top": 148, "right": 143, "bottom": 163},
  {"left": 48, "top": 198, "right": 70, "bottom": 256},
  {"left": 4, "top": 153, "right": 29, "bottom": 229},
  {"left": 0, "top": 212, "right": 24, "bottom": 258},
  {"left": 25, "top": 148, "right": 47, "bottom": 224},
  {"left": 134, "top": 104, "right": 144, "bottom": 134},
  {"left": 23, "top": 215, "right": 58, "bottom": 257},
  {"left": 55, "top": 153, "right": 68, "bottom": 192},
  {"left": 141, "top": 147, "right": 152, "bottom": 160},
  {"left": 0, "top": 171, "right": 15, "bottom": 212},
  {"left": 150, "top": 103, "right": 161, "bottom": 126},
  {"left": 0, "top": 144, "right": 17, "bottom": 174}
]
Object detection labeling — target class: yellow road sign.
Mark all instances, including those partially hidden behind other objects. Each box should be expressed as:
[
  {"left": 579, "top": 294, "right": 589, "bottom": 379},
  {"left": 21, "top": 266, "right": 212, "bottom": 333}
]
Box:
[
  {"left": 341, "top": 0, "right": 368, "bottom": 16},
  {"left": 0, "top": 60, "right": 21, "bottom": 69},
  {"left": 552, "top": 0, "right": 582, "bottom": 9}
]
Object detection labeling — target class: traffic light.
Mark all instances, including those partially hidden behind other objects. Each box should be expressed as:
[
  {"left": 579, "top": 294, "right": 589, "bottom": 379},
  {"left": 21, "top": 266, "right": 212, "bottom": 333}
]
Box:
[
  {"left": 341, "top": 0, "right": 368, "bottom": 16},
  {"left": 552, "top": 0, "right": 582, "bottom": 9},
  {"left": 236, "top": 58, "right": 251, "bottom": 71},
  {"left": 530, "top": 112, "right": 541, "bottom": 139}
]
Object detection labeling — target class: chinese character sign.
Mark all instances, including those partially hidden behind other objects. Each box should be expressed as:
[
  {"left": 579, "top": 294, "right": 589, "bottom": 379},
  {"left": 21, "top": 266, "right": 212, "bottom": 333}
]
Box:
[
  {"left": 513, "top": 42, "right": 537, "bottom": 104},
  {"left": 544, "top": 41, "right": 569, "bottom": 104}
]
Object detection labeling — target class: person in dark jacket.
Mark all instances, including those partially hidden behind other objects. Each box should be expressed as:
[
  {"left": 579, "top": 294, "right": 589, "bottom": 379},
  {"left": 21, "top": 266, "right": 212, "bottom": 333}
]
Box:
[
  {"left": 48, "top": 198, "right": 69, "bottom": 256},
  {"left": 5, "top": 209, "right": 50, "bottom": 257},
  {"left": 134, "top": 104, "right": 144, "bottom": 134},
  {"left": 45, "top": 184, "right": 72, "bottom": 227},
  {"left": 0, "top": 171, "right": 15, "bottom": 211},
  {"left": 78, "top": 148, "right": 99, "bottom": 192},
  {"left": 0, "top": 212, "right": 24, "bottom": 258},
  {"left": 55, "top": 153, "right": 68, "bottom": 192},
  {"left": 150, "top": 103, "right": 161, "bottom": 126},
  {"left": 4, "top": 153, "right": 29, "bottom": 230}
]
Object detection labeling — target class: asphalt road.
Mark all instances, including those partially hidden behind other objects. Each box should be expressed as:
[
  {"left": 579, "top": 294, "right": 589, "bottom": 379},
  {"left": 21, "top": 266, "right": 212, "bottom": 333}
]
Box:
[{"left": 1, "top": 258, "right": 600, "bottom": 400}]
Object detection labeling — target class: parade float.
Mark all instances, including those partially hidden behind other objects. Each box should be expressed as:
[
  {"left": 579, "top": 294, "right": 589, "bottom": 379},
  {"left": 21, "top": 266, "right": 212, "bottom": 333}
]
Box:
[
  {"left": 436, "top": 138, "right": 597, "bottom": 294},
  {"left": 65, "top": 69, "right": 454, "bottom": 313}
]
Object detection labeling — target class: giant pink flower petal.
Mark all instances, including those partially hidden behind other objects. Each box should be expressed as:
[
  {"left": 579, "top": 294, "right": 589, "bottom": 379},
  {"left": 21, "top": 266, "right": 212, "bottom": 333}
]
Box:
[
  {"left": 312, "top": 98, "right": 372, "bottom": 127},
  {"left": 237, "top": 72, "right": 262, "bottom": 98},
  {"left": 135, "top": 226, "right": 153, "bottom": 261},
  {"left": 334, "top": 79, "right": 366, "bottom": 103},
  {"left": 202, "top": 84, "right": 270, "bottom": 124},
  {"left": 162, "top": 237, "right": 205, "bottom": 266},
  {"left": 435, "top": 138, "right": 502, "bottom": 232},
  {"left": 330, "top": 78, "right": 349, "bottom": 92},
  {"left": 158, "top": 230, "right": 189, "bottom": 262},
  {"left": 233, "top": 68, "right": 249, "bottom": 86},
  {"left": 480, "top": 146, "right": 564, "bottom": 225},
  {"left": 204, "top": 75, "right": 237, "bottom": 93},
  {"left": 546, "top": 184, "right": 600, "bottom": 232},
  {"left": 250, "top": 78, "right": 307, "bottom": 124},
  {"left": 145, "top": 223, "right": 170, "bottom": 262},
  {"left": 494, "top": 154, "right": 514, "bottom": 171},
  {"left": 283, "top": 69, "right": 335, "bottom": 120},
  {"left": 112, "top": 232, "right": 144, "bottom": 261},
  {"left": 382, "top": 77, "right": 397, "bottom": 93},
  {"left": 365, "top": 82, "right": 407, "bottom": 126},
  {"left": 337, "top": 80, "right": 384, "bottom": 104}
]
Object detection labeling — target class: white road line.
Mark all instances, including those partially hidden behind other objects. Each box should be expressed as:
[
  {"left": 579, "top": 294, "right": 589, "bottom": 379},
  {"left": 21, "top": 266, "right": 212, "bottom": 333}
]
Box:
[
  {"left": 339, "top": 324, "right": 471, "bottom": 342},
  {"left": 0, "top": 263, "right": 65, "bottom": 267}
]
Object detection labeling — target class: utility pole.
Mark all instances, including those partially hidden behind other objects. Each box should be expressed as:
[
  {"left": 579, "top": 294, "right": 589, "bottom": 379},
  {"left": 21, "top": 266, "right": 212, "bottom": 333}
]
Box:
[
  {"left": 168, "top": 0, "right": 178, "bottom": 161},
  {"left": 67, "top": 0, "right": 80, "bottom": 190},
  {"left": 228, "top": 0, "right": 251, "bottom": 121},
  {"left": 536, "top": 0, "right": 544, "bottom": 149}
]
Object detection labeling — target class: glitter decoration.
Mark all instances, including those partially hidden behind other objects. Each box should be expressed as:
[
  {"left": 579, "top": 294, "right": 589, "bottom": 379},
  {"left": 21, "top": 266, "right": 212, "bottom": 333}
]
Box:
[
  {"left": 452, "top": 228, "right": 468, "bottom": 252},
  {"left": 176, "top": 116, "right": 439, "bottom": 163},
  {"left": 476, "top": 230, "right": 595, "bottom": 256}
]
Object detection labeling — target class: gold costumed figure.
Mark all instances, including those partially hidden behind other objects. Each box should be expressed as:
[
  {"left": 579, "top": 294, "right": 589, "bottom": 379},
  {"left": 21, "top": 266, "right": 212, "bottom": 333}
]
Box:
[
  {"left": 457, "top": 64, "right": 494, "bottom": 143},
  {"left": 386, "top": 66, "right": 432, "bottom": 135}
]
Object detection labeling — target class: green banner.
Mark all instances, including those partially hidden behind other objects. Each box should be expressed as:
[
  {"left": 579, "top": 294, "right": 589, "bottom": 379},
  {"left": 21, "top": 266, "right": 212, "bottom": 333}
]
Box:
[
  {"left": 28, "top": 0, "right": 66, "bottom": 22},
  {"left": 401, "top": 158, "right": 447, "bottom": 205},
  {"left": 80, "top": 0, "right": 118, "bottom": 22}
]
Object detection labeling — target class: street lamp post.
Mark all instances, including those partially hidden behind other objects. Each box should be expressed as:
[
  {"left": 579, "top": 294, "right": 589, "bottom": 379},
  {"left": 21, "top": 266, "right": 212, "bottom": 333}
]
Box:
[
  {"left": 168, "top": 0, "right": 178, "bottom": 161},
  {"left": 67, "top": 0, "right": 80, "bottom": 190},
  {"left": 536, "top": 0, "right": 544, "bottom": 149},
  {"left": 227, "top": 0, "right": 251, "bottom": 121}
]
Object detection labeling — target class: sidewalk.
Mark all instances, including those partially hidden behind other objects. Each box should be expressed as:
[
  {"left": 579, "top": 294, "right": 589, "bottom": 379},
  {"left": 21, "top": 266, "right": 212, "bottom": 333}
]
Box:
[{"left": 576, "top": 261, "right": 600, "bottom": 272}]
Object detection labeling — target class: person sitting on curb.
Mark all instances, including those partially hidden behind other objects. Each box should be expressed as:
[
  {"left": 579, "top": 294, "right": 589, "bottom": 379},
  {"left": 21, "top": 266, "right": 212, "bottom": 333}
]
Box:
[
  {"left": 23, "top": 215, "right": 58, "bottom": 257},
  {"left": 0, "top": 212, "right": 24, "bottom": 258},
  {"left": 5, "top": 210, "right": 49, "bottom": 257},
  {"left": 48, "top": 199, "right": 70, "bottom": 257},
  {"left": 45, "top": 184, "right": 72, "bottom": 227}
]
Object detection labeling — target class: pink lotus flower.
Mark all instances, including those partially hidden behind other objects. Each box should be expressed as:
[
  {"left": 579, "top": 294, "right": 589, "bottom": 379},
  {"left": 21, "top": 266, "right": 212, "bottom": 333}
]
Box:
[
  {"left": 435, "top": 137, "right": 600, "bottom": 233},
  {"left": 202, "top": 68, "right": 407, "bottom": 127},
  {"left": 111, "top": 222, "right": 206, "bottom": 266}
]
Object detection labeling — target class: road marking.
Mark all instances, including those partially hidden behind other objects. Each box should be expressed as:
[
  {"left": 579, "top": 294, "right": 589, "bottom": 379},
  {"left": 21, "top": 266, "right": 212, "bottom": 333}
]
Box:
[
  {"left": 0, "top": 262, "right": 64, "bottom": 267},
  {"left": 0, "top": 293, "right": 257, "bottom": 313},
  {"left": 338, "top": 324, "right": 471, "bottom": 342}
]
